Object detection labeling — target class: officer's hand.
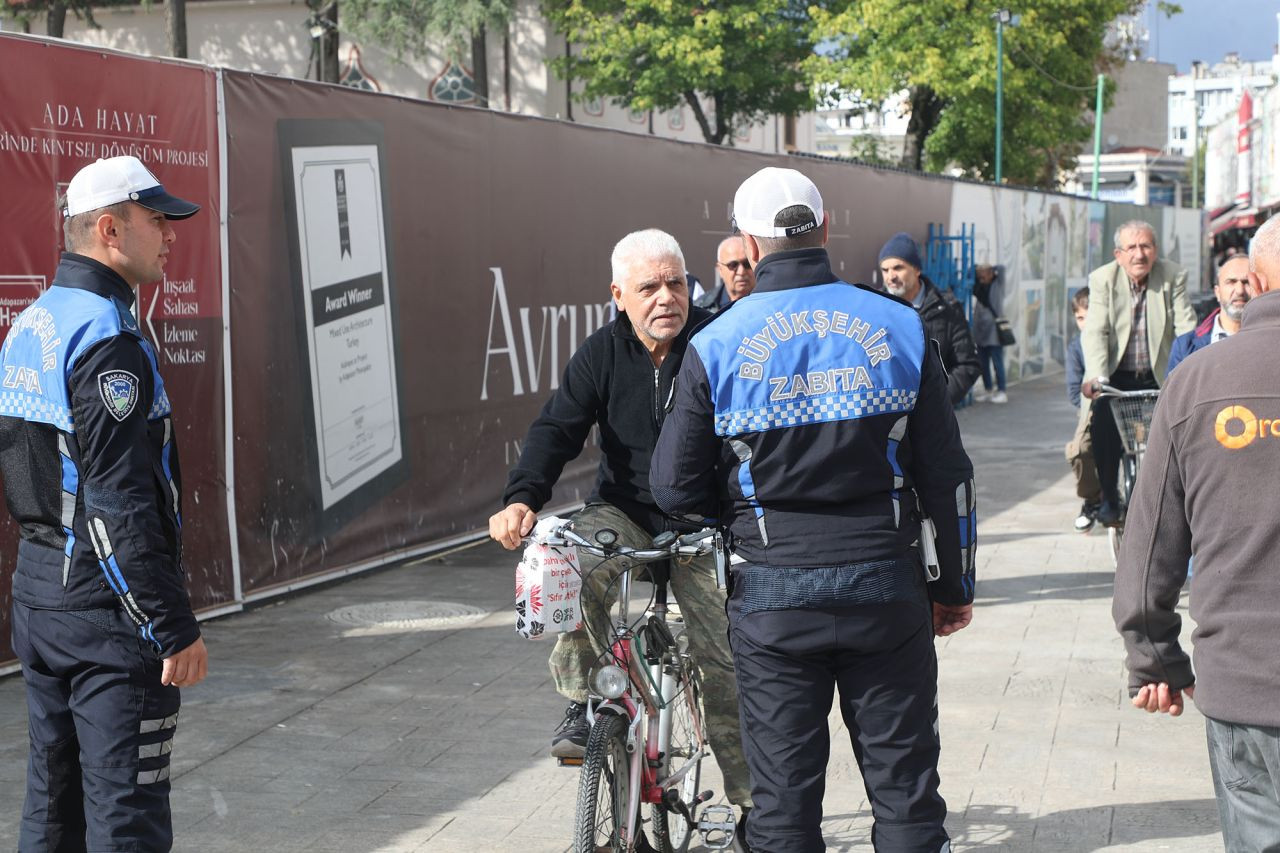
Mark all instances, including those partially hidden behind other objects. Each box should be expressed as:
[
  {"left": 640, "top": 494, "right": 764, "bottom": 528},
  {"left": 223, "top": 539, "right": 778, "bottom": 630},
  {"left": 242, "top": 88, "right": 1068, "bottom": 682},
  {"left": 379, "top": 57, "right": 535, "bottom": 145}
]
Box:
[
  {"left": 1132, "top": 682, "right": 1195, "bottom": 716},
  {"left": 162, "top": 636, "right": 208, "bottom": 688},
  {"left": 932, "top": 603, "right": 972, "bottom": 637},
  {"left": 489, "top": 503, "right": 537, "bottom": 550}
]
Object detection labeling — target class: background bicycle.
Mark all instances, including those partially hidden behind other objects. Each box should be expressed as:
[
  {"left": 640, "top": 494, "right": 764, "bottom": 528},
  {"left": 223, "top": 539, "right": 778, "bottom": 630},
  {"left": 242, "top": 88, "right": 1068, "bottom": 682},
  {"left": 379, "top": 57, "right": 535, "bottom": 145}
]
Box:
[{"left": 1094, "top": 384, "right": 1161, "bottom": 566}]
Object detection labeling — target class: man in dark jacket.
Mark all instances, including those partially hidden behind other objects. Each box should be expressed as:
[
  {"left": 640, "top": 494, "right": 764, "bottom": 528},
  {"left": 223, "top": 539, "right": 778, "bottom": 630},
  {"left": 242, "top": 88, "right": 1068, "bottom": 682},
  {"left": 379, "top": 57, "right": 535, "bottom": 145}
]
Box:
[
  {"left": 695, "top": 234, "right": 757, "bottom": 311},
  {"left": 878, "top": 232, "right": 981, "bottom": 404},
  {"left": 1113, "top": 215, "right": 1280, "bottom": 851},
  {"left": 487, "top": 229, "right": 753, "bottom": 825},
  {"left": 653, "top": 168, "right": 975, "bottom": 852},
  {"left": 1166, "top": 254, "right": 1250, "bottom": 375},
  {"left": 1, "top": 156, "right": 208, "bottom": 851}
]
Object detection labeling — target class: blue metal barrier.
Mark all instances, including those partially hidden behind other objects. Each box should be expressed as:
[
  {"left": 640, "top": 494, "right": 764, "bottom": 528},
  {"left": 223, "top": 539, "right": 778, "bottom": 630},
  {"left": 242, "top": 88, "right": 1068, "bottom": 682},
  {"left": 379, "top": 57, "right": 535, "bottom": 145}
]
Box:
[{"left": 924, "top": 222, "right": 976, "bottom": 320}]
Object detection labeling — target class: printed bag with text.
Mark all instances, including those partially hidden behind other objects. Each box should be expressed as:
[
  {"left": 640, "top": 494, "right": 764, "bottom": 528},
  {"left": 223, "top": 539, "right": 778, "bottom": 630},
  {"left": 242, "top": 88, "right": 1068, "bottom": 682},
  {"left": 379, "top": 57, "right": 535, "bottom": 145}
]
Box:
[{"left": 515, "top": 519, "right": 583, "bottom": 639}]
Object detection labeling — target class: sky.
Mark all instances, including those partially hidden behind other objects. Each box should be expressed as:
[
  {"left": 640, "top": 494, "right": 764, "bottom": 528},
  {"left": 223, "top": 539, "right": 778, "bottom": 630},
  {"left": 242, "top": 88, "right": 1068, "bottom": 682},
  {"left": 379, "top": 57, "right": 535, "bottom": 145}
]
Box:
[{"left": 1147, "top": 0, "right": 1278, "bottom": 71}]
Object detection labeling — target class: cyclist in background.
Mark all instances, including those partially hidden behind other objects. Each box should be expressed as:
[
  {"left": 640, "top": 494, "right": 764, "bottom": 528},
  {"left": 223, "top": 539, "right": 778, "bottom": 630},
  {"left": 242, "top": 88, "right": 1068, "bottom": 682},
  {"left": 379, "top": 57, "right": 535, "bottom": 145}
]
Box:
[
  {"left": 487, "top": 229, "right": 754, "bottom": 843},
  {"left": 652, "top": 167, "right": 976, "bottom": 852}
]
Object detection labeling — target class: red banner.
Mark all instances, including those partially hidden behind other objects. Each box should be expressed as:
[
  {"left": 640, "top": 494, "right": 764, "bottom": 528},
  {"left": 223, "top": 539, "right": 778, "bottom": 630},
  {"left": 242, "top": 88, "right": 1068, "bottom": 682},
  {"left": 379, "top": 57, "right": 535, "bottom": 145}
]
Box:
[{"left": 0, "top": 35, "right": 233, "bottom": 661}]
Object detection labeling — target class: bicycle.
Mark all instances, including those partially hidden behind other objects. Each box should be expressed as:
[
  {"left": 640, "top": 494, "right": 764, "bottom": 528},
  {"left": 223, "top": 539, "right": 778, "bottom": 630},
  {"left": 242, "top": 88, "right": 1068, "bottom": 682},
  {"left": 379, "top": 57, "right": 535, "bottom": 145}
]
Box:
[
  {"left": 527, "top": 521, "right": 737, "bottom": 853},
  {"left": 1094, "top": 383, "right": 1161, "bottom": 566}
]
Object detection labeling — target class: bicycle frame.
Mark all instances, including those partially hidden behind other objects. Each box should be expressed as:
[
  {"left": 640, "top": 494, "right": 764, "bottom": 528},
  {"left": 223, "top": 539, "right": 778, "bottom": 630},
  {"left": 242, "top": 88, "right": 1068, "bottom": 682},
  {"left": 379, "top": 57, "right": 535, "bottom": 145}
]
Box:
[{"left": 587, "top": 563, "right": 709, "bottom": 850}]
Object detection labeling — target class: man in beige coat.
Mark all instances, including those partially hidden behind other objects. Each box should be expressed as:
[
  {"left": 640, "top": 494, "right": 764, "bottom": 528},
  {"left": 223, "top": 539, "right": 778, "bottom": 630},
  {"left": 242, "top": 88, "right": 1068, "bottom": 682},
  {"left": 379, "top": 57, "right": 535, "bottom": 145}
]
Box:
[{"left": 1081, "top": 220, "right": 1195, "bottom": 526}]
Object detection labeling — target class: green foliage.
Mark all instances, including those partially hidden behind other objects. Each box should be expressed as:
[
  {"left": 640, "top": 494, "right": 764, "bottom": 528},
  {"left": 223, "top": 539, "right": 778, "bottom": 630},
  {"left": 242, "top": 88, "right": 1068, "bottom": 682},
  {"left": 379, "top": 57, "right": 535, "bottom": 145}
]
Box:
[
  {"left": 3, "top": 0, "right": 143, "bottom": 36},
  {"left": 808, "top": 0, "right": 1149, "bottom": 187},
  {"left": 544, "top": 0, "right": 817, "bottom": 145},
  {"left": 341, "top": 0, "right": 512, "bottom": 60}
]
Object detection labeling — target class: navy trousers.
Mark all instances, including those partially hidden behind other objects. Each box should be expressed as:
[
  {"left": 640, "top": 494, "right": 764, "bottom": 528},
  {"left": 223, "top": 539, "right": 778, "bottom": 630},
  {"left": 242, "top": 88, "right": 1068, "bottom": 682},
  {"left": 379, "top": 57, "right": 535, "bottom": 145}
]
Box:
[
  {"left": 728, "top": 576, "right": 949, "bottom": 852},
  {"left": 13, "top": 602, "right": 181, "bottom": 852}
]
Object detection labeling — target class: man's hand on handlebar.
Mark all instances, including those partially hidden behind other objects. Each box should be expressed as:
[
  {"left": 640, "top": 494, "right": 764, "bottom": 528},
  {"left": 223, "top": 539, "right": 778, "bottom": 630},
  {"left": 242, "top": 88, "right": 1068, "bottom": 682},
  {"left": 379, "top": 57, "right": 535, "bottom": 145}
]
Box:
[
  {"left": 489, "top": 502, "right": 537, "bottom": 550},
  {"left": 1081, "top": 378, "right": 1103, "bottom": 400}
]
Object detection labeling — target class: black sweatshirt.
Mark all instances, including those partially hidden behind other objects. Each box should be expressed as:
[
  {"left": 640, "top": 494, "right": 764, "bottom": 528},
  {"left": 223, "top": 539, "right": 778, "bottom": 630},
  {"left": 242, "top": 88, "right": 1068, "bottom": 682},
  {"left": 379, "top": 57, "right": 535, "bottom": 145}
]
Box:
[{"left": 503, "top": 306, "right": 713, "bottom": 536}]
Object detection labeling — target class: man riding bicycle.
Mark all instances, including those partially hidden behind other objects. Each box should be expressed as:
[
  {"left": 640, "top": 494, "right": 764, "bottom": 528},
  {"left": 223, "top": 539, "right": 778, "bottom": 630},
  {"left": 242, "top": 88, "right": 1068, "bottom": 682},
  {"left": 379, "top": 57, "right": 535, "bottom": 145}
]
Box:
[{"left": 488, "top": 229, "right": 753, "bottom": 841}]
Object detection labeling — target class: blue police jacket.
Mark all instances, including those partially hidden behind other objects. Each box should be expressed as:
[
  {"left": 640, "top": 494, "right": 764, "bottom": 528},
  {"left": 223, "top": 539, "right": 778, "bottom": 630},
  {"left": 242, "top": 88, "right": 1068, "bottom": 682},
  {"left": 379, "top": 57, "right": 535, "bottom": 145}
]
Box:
[
  {"left": 0, "top": 253, "right": 198, "bottom": 656},
  {"left": 651, "top": 248, "right": 976, "bottom": 606}
]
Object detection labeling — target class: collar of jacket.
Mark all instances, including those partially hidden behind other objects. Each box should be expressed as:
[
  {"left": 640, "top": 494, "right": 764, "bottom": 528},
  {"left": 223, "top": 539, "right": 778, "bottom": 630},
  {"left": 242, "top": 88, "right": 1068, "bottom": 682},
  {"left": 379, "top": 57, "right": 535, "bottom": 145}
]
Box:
[
  {"left": 1240, "top": 289, "right": 1280, "bottom": 330},
  {"left": 751, "top": 247, "right": 836, "bottom": 293},
  {"left": 612, "top": 303, "right": 712, "bottom": 351},
  {"left": 916, "top": 276, "right": 950, "bottom": 314},
  {"left": 53, "top": 253, "right": 136, "bottom": 308},
  {"left": 1194, "top": 307, "right": 1219, "bottom": 337}
]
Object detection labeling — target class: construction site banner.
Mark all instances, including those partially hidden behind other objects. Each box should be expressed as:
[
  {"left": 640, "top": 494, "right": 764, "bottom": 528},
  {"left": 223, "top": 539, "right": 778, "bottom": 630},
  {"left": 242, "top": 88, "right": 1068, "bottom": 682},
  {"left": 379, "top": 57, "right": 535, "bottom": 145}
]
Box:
[{"left": 0, "top": 35, "right": 232, "bottom": 662}]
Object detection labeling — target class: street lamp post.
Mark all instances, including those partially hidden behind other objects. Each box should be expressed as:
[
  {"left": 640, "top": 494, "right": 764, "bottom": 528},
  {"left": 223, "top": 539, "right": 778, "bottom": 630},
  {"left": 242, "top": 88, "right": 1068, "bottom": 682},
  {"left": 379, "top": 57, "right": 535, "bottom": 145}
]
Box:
[{"left": 994, "top": 9, "right": 1013, "bottom": 184}]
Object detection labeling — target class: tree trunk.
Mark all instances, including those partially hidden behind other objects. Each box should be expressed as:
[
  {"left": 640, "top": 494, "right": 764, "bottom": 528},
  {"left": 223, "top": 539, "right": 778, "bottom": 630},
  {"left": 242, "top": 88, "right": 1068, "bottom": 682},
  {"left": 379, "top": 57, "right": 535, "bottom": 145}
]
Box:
[
  {"left": 320, "top": 2, "right": 339, "bottom": 83},
  {"left": 472, "top": 26, "right": 488, "bottom": 108},
  {"left": 46, "top": 1, "right": 67, "bottom": 38},
  {"left": 166, "top": 0, "right": 188, "bottom": 59},
  {"left": 901, "top": 85, "right": 944, "bottom": 171}
]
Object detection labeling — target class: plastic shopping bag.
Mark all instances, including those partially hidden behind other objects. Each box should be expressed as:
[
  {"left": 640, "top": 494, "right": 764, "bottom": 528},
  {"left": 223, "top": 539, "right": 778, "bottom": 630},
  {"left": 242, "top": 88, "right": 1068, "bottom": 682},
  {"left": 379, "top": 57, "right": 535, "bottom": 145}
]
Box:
[{"left": 515, "top": 517, "right": 584, "bottom": 639}]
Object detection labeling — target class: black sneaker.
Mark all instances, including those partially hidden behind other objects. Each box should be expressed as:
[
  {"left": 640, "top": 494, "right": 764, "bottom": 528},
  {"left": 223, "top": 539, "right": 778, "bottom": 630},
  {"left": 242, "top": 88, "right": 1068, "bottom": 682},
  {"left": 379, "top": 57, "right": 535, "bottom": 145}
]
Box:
[
  {"left": 550, "top": 701, "right": 589, "bottom": 758},
  {"left": 736, "top": 807, "right": 753, "bottom": 853},
  {"left": 1097, "top": 500, "right": 1123, "bottom": 528}
]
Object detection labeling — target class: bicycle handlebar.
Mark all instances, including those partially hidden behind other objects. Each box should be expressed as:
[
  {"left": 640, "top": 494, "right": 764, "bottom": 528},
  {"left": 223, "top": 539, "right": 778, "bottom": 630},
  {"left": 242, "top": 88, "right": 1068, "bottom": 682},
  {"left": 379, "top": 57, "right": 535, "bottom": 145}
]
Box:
[
  {"left": 534, "top": 523, "right": 717, "bottom": 561},
  {"left": 1093, "top": 382, "right": 1161, "bottom": 400}
]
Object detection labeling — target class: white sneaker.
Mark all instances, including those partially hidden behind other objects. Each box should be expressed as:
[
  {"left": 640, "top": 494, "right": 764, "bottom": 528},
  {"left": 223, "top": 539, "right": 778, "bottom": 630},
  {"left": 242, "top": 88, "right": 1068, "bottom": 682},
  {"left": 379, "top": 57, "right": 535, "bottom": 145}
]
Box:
[
  {"left": 990, "top": 391, "right": 1008, "bottom": 404},
  {"left": 972, "top": 390, "right": 991, "bottom": 403}
]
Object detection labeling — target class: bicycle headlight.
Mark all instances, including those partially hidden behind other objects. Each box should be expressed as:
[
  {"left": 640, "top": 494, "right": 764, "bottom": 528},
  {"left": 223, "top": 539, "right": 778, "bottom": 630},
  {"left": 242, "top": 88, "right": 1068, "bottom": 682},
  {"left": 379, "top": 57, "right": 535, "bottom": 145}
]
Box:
[{"left": 591, "top": 665, "right": 628, "bottom": 699}]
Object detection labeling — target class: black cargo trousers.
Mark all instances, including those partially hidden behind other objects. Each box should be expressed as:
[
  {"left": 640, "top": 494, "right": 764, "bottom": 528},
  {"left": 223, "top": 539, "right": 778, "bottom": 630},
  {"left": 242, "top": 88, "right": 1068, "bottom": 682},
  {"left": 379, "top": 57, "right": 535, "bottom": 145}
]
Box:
[{"left": 727, "top": 562, "right": 950, "bottom": 852}]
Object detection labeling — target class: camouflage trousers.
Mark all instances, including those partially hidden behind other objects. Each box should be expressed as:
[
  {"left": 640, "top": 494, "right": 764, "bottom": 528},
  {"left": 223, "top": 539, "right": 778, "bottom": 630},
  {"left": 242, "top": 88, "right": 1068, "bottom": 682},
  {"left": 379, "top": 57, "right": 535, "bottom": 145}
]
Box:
[{"left": 548, "top": 502, "right": 753, "bottom": 807}]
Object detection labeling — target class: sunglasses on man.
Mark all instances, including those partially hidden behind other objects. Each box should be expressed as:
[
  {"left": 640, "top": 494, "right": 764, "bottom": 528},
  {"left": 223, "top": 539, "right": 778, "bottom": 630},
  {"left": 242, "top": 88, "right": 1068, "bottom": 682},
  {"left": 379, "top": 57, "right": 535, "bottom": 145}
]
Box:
[{"left": 719, "top": 259, "right": 751, "bottom": 273}]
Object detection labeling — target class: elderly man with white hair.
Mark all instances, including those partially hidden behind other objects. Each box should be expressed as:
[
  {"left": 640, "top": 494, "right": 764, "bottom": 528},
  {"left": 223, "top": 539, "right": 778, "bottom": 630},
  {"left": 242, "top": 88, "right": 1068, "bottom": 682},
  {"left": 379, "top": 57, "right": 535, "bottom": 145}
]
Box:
[
  {"left": 1081, "top": 220, "right": 1196, "bottom": 526},
  {"left": 1115, "top": 215, "right": 1280, "bottom": 852},
  {"left": 487, "top": 228, "right": 754, "bottom": 843}
]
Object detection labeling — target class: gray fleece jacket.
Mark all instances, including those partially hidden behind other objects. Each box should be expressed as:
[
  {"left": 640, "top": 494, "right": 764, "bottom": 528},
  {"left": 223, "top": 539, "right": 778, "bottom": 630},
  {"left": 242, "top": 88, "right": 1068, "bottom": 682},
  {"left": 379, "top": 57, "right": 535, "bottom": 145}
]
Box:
[{"left": 1113, "top": 288, "right": 1280, "bottom": 727}]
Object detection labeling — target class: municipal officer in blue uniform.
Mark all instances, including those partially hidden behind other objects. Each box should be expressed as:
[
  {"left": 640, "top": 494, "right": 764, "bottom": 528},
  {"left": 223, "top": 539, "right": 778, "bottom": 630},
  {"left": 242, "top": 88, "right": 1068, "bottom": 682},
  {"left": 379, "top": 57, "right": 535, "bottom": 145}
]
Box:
[
  {"left": 1, "top": 155, "right": 208, "bottom": 851},
  {"left": 652, "top": 167, "right": 976, "bottom": 852}
]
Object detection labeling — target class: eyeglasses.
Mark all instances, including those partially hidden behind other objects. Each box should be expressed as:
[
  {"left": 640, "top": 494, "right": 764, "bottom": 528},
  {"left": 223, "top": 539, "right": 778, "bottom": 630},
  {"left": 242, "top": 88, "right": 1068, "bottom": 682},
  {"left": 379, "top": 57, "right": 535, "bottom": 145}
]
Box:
[
  {"left": 719, "top": 259, "right": 751, "bottom": 273},
  {"left": 1118, "top": 243, "right": 1155, "bottom": 255}
]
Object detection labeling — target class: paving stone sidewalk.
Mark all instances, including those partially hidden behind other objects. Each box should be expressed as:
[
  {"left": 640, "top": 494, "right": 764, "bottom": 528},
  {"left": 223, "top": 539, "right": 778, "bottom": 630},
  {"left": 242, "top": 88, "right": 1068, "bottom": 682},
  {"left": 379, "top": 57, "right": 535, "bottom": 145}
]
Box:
[{"left": 0, "top": 374, "right": 1221, "bottom": 851}]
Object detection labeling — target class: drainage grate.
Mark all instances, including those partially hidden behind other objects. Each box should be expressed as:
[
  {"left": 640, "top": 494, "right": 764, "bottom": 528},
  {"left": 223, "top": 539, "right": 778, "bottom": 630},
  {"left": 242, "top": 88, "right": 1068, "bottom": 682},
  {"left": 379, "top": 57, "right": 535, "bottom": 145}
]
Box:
[{"left": 325, "top": 600, "right": 488, "bottom": 636}]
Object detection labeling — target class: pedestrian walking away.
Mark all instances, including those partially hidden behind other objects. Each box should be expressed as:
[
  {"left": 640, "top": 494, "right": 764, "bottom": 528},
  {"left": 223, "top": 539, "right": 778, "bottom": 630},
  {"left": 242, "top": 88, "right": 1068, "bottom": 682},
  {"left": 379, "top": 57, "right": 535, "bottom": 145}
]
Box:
[
  {"left": 0, "top": 155, "right": 209, "bottom": 852},
  {"left": 487, "top": 228, "right": 754, "bottom": 844},
  {"left": 970, "top": 263, "right": 1009, "bottom": 404},
  {"left": 652, "top": 167, "right": 976, "bottom": 852},
  {"left": 1114, "top": 215, "right": 1280, "bottom": 853}
]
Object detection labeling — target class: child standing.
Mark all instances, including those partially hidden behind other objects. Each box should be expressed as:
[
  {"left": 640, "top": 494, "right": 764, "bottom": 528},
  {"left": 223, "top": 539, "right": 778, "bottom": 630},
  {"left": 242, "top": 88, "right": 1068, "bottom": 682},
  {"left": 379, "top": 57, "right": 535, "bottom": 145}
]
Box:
[{"left": 1066, "top": 287, "right": 1102, "bottom": 531}]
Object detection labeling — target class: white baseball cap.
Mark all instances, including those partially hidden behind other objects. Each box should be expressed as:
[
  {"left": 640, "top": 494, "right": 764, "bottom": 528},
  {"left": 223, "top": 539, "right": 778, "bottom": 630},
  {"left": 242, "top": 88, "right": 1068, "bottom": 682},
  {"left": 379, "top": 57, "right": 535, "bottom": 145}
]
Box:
[
  {"left": 64, "top": 156, "right": 200, "bottom": 220},
  {"left": 731, "top": 167, "right": 824, "bottom": 238}
]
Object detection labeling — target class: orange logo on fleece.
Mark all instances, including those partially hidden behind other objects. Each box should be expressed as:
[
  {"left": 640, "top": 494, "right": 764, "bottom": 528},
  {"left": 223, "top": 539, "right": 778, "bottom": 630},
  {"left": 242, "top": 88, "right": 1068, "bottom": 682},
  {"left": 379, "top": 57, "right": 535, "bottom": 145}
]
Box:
[{"left": 1214, "top": 405, "right": 1278, "bottom": 449}]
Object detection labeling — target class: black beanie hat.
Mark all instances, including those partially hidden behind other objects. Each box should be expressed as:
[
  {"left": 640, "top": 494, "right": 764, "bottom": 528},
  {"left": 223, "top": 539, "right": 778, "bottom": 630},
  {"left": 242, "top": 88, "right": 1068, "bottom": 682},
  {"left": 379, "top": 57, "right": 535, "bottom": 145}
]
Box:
[{"left": 878, "top": 232, "right": 923, "bottom": 270}]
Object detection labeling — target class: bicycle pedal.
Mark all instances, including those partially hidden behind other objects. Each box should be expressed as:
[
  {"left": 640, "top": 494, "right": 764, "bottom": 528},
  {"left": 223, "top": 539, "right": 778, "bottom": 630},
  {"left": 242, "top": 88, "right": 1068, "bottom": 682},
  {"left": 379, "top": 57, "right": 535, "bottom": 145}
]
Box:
[
  {"left": 555, "top": 756, "right": 584, "bottom": 767},
  {"left": 698, "top": 803, "right": 737, "bottom": 850}
]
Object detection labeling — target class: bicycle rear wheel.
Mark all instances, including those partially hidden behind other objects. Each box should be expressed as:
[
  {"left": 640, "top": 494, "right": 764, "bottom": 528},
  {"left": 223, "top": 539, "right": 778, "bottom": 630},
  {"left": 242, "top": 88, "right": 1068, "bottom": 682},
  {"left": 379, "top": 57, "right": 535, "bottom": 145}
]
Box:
[
  {"left": 1109, "top": 525, "right": 1123, "bottom": 568},
  {"left": 651, "top": 677, "right": 703, "bottom": 853},
  {"left": 574, "top": 712, "right": 631, "bottom": 853}
]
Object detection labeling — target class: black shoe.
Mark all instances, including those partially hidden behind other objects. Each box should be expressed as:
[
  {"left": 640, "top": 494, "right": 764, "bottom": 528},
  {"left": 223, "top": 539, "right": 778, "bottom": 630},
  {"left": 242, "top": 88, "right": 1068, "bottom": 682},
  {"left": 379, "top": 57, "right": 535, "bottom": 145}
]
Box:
[
  {"left": 550, "top": 701, "right": 589, "bottom": 758},
  {"left": 1074, "top": 501, "right": 1098, "bottom": 533},
  {"left": 736, "top": 807, "right": 753, "bottom": 853},
  {"left": 1097, "top": 501, "right": 1123, "bottom": 528}
]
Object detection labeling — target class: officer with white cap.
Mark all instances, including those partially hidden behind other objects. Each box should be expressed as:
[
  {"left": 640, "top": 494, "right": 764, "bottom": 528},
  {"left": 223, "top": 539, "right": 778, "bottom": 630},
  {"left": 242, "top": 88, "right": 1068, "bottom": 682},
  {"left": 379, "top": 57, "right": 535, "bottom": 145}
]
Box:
[
  {"left": 652, "top": 166, "right": 976, "bottom": 851},
  {"left": 0, "top": 156, "right": 207, "bottom": 851}
]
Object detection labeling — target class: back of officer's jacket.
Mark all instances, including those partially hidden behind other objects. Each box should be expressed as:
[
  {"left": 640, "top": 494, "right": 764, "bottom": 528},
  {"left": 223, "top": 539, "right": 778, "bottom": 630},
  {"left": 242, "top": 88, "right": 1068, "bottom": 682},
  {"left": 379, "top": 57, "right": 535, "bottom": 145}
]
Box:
[
  {"left": 652, "top": 256, "right": 975, "bottom": 606},
  {"left": 0, "top": 257, "right": 198, "bottom": 656}
]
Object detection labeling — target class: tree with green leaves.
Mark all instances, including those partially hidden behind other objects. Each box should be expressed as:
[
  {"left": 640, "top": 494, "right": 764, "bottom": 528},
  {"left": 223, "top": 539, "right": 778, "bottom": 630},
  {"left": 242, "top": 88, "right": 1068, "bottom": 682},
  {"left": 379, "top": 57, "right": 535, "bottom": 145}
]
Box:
[
  {"left": 808, "top": 1, "right": 1174, "bottom": 187},
  {"left": 2, "top": 0, "right": 135, "bottom": 39},
  {"left": 544, "top": 0, "right": 817, "bottom": 145},
  {"left": 341, "top": 0, "right": 514, "bottom": 106}
]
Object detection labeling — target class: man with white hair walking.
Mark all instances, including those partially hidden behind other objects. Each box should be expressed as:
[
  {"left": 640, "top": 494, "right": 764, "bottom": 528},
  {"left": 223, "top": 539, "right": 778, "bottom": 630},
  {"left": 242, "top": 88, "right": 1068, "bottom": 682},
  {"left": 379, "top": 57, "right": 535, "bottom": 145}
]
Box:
[{"left": 1115, "top": 215, "right": 1280, "bottom": 851}]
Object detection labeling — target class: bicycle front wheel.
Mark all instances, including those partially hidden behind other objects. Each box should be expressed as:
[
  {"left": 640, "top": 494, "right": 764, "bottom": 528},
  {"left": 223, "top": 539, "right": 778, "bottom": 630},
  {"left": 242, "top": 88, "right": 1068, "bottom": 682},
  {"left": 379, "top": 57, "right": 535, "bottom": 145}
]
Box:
[
  {"left": 574, "top": 711, "right": 631, "bottom": 853},
  {"left": 651, "top": 677, "right": 703, "bottom": 853}
]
